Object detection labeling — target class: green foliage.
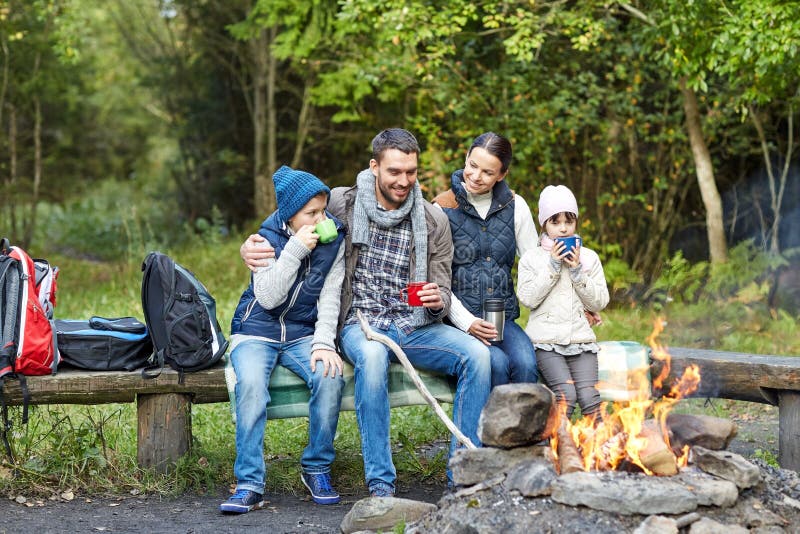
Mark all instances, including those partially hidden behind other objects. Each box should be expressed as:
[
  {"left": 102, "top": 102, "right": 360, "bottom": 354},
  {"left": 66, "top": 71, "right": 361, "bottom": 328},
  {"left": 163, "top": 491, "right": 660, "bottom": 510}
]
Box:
[
  {"left": 753, "top": 448, "right": 780, "bottom": 468},
  {"left": 648, "top": 251, "right": 709, "bottom": 306}
]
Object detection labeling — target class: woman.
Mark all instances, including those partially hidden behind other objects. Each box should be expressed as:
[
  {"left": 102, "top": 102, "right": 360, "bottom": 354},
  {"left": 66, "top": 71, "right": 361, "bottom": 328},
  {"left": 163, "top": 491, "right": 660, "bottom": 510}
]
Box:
[{"left": 433, "top": 132, "right": 538, "bottom": 387}]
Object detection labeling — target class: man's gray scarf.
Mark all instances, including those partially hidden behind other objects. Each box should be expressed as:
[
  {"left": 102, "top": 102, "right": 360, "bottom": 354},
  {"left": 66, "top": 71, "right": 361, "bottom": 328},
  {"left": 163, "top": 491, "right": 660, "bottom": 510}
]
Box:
[{"left": 352, "top": 168, "right": 428, "bottom": 326}]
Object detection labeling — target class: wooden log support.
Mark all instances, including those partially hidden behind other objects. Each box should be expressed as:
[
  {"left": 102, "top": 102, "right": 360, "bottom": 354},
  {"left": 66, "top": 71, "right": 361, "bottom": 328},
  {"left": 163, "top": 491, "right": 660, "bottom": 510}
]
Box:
[
  {"left": 779, "top": 391, "right": 800, "bottom": 472},
  {"left": 137, "top": 393, "right": 192, "bottom": 473}
]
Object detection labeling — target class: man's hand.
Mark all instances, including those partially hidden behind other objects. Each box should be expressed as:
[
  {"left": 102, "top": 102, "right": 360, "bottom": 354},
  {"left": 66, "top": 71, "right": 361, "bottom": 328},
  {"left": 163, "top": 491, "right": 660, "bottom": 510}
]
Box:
[
  {"left": 468, "top": 319, "right": 498, "bottom": 346},
  {"left": 241, "top": 234, "right": 276, "bottom": 272},
  {"left": 417, "top": 282, "right": 444, "bottom": 311},
  {"left": 311, "top": 349, "right": 344, "bottom": 378}
]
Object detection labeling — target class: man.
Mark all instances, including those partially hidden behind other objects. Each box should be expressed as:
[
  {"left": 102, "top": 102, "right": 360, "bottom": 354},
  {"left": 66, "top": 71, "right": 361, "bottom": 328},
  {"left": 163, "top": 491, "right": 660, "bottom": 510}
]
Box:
[{"left": 242, "top": 129, "right": 491, "bottom": 497}]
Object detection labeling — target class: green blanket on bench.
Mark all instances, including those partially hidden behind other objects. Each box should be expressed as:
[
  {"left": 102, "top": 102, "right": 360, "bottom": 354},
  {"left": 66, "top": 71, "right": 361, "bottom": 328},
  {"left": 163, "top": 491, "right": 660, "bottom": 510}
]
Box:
[{"left": 225, "top": 340, "right": 649, "bottom": 420}]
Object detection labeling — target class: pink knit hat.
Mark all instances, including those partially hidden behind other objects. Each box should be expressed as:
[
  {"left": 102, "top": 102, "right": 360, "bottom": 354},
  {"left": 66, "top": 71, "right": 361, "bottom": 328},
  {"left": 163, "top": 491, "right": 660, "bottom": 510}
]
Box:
[{"left": 537, "top": 185, "right": 578, "bottom": 227}]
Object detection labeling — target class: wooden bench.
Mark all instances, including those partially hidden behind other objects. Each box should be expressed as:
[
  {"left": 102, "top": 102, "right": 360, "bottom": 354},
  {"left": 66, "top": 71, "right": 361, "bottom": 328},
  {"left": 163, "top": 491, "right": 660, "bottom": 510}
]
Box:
[
  {"left": 0, "top": 362, "right": 456, "bottom": 473},
  {"left": 2, "top": 346, "right": 798, "bottom": 473},
  {"left": 651, "top": 347, "right": 800, "bottom": 471}
]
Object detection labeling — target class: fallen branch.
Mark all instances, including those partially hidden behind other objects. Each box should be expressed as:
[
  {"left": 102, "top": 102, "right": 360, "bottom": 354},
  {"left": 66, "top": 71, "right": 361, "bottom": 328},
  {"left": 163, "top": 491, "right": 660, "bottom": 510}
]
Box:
[{"left": 356, "top": 310, "right": 476, "bottom": 449}]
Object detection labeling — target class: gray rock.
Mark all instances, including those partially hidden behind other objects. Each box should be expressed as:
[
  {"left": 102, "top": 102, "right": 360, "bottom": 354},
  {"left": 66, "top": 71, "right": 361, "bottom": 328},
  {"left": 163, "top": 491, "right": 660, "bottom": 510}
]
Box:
[
  {"left": 450, "top": 445, "right": 552, "bottom": 487},
  {"left": 740, "top": 496, "right": 789, "bottom": 528},
  {"left": 675, "top": 469, "right": 738, "bottom": 507},
  {"left": 688, "top": 517, "right": 748, "bottom": 534},
  {"left": 633, "top": 515, "right": 679, "bottom": 534},
  {"left": 667, "top": 414, "right": 737, "bottom": 451},
  {"left": 339, "top": 497, "right": 437, "bottom": 534},
  {"left": 504, "top": 459, "right": 557, "bottom": 497},
  {"left": 692, "top": 446, "right": 761, "bottom": 489},
  {"left": 551, "top": 471, "right": 698, "bottom": 515},
  {"left": 477, "top": 383, "right": 558, "bottom": 448}
]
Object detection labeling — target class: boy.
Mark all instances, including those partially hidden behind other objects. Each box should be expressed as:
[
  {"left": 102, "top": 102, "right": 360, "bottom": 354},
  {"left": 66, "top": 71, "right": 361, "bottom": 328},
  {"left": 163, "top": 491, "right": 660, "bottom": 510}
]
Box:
[{"left": 221, "top": 166, "right": 346, "bottom": 513}]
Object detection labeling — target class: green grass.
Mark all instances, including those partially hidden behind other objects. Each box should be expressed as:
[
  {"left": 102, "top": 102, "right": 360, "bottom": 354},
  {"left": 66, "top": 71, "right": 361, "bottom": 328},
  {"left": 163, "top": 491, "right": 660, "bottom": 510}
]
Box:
[{"left": 1, "top": 234, "right": 797, "bottom": 496}]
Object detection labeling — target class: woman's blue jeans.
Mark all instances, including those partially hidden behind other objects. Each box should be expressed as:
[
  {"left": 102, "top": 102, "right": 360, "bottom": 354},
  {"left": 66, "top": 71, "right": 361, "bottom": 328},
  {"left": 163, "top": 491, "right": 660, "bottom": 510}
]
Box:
[
  {"left": 488, "top": 320, "right": 538, "bottom": 387},
  {"left": 340, "top": 322, "right": 491, "bottom": 493},
  {"left": 231, "top": 336, "right": 344, "bottom": 494}
]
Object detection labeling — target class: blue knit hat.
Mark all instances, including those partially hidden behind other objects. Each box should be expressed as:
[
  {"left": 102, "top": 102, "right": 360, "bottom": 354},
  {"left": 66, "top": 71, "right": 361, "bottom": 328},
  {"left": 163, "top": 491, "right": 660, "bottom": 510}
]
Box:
[{"left": 273, "top": 165, "right": 330, "bottom": 224}]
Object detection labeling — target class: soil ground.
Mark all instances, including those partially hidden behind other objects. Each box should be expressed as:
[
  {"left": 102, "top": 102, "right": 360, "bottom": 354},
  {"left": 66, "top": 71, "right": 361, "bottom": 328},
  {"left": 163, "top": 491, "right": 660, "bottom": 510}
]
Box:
[{"left": 0, "top": 406, "right": 783, "bottom": 534}]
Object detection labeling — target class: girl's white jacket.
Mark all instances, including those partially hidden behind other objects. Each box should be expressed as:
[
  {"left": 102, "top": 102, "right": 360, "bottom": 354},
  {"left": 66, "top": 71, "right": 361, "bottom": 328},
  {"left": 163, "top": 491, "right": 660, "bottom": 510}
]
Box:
[{"left": 517, "top": 246, "right": 609, "bottom": 345}]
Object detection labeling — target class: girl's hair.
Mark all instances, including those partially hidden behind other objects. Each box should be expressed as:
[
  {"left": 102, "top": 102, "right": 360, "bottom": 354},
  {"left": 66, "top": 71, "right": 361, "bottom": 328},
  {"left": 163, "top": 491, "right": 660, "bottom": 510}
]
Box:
[
  {"left": 545, "top": 212, "right": 578, "bottom": 227},
  {"left": 468, "top": 132, "right": 513, "bottom": 173}
]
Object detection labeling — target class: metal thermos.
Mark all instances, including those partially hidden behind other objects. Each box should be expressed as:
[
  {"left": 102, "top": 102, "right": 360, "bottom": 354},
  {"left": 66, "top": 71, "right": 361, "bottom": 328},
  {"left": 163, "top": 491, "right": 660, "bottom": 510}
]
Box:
[{"left": 483, "top": 298, "right": 505, "bottom": 342}]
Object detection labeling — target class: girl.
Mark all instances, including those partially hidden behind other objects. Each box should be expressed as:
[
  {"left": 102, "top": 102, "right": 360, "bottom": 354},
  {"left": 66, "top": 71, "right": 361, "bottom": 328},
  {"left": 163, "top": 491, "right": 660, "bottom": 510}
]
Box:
[
  {"left": 517, "top": 185, "right": 609, "bottom": 418},
  {"left": 434, "top": 132, "right": 539, "bottom": 387}
]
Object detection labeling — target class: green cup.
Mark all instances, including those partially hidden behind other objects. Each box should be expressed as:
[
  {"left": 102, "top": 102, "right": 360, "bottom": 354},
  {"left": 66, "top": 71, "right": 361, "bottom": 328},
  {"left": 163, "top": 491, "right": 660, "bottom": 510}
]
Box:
[{"left": 314, "top": 218, "right": 338, "bottom": 244}]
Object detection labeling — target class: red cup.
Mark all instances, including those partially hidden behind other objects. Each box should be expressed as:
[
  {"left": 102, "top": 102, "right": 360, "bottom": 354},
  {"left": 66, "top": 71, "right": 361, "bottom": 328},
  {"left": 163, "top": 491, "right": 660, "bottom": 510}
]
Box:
[{"left": 400, "top": 281, "right": 426, "bottom": 307}]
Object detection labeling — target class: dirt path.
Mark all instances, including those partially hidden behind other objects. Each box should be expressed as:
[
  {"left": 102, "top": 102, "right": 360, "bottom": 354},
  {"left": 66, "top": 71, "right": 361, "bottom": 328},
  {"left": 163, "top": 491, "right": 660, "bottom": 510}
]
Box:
[
  {"left": 1, "top": 484, "right": 443, "bottom": 534},
  {"left": 0, "top": 409, "right": 782, "bottom": 534}
]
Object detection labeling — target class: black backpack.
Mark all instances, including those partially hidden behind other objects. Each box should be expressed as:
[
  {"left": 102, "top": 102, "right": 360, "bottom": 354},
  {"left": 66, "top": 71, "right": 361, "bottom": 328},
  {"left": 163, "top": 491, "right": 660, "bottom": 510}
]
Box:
[{"left": 141, "top": 252, "right": 228, "bottom": 381}]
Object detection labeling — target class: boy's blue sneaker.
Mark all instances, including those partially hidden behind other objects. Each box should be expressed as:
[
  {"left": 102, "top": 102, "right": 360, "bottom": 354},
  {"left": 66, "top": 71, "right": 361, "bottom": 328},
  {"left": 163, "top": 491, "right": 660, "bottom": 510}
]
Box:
[
  {"left": 219, "top": 489, "right": 264, "bottom": 513},
  {"left": 301, "top": 472, "right": 341, "bottom": 505}
]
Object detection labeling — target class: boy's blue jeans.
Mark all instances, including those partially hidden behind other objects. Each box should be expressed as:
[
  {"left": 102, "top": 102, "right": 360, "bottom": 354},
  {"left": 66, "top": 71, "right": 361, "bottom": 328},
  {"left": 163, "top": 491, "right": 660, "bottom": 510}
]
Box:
[
  {"left": 231, "top": 336, "right": 344, "bottom": 494},
  {"left": 488, "top": 320, "right": 538, "bottom": 387},
  {"left": 340, "top": 322, "right": 491, "bottom": 493}
]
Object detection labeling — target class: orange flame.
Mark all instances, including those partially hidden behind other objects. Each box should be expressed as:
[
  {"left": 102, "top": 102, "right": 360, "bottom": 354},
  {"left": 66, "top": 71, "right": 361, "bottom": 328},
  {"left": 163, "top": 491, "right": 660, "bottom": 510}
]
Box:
[{"left": 550, "top": 317, "right": 701, "bottom": 476}]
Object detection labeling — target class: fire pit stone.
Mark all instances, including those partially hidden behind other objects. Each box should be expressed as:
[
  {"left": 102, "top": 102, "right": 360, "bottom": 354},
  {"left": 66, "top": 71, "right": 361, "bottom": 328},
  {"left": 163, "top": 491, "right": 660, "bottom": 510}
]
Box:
[{"left": 692, "top": 446, "right": 762, "bottom": 489}]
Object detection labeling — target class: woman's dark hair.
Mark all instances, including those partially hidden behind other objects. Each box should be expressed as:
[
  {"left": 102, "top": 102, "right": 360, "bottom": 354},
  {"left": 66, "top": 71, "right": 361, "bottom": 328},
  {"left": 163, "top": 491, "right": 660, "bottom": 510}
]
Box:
[{"left": 468, "top": 132, "right": 513, "bottom": 173}]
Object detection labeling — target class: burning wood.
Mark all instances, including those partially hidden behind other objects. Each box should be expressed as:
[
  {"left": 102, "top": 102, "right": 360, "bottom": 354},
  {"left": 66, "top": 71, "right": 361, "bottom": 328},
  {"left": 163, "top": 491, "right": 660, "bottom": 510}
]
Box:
[
  {"left": 637, "top": 420, "right": 678, "bottom": 476},
  {"left": 556, "top": 419, "right": 584, "bottom": 474},
  {"left": 548, "top": 318, "right": 701, "bottom": 476}
]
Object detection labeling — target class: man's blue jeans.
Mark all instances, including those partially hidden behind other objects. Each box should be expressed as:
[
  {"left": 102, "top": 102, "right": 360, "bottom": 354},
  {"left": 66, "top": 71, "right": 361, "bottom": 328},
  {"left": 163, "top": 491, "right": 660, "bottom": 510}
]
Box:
[
  {"left": 488, "top": 320, "right": 538, "bottom": 387},
  {"left": 340, "top": 322, "right": 491, "bottom": 493},
  {"left": 230, "top": 336, "right": 344, "bottom": 494}
]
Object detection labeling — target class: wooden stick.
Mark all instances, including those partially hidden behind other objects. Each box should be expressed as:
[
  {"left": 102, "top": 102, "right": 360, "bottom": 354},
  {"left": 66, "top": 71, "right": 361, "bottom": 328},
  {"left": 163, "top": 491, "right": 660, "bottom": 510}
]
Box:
[
  {"left": 356, "top": 310, "right": 476, "bottom": 449},
  {"left": 557, "top": 419, "right": 584, "bottom": 474}
]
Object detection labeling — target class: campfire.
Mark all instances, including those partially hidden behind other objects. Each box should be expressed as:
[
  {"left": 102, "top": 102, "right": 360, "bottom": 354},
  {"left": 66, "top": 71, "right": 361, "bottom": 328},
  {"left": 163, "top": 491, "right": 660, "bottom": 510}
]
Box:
[{"left": 552, "top": 319, "right": 702, "bottom": 476}]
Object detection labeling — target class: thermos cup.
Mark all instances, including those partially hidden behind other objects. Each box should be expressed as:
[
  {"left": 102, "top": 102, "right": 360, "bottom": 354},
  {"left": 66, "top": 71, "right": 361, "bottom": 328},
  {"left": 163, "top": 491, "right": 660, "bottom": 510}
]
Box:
[{"left": 483, "top": 298, "right": 505, "bottom": 342}]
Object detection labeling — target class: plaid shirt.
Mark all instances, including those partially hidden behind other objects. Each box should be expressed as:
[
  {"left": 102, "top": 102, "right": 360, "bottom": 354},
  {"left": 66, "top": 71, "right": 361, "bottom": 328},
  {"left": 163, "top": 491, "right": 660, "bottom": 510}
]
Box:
[{"left": 345, "top": 216, "right": 416, "bottom": 334}]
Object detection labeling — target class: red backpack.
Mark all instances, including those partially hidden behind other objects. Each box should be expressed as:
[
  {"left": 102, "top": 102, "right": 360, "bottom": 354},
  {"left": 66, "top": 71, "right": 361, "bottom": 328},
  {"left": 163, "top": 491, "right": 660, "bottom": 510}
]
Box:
[
  {"left": 0, "top": 238, "right": 59, "bottom": 461},
  {"left": 0, "top": 239, "right": 59, "bottom": 377}
]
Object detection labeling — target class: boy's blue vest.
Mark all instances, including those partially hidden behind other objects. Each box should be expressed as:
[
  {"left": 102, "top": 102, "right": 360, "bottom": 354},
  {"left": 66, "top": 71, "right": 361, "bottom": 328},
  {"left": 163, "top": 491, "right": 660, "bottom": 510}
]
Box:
[
  {"left": 230, "top": 211, "right": 345, "bottom": 341},
  {"left": 441, "top": 170, "right": 519, "bottom": 320}
]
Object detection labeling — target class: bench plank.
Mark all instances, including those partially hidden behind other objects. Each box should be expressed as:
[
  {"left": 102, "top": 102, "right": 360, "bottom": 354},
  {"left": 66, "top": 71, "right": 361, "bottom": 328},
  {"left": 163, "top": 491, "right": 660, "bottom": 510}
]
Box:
[
  {"left": 651, "top": 347, "right": 800, "bottom": 404},
  {"left": 0, "top": 367, "right": 230, "bottom": 405}
]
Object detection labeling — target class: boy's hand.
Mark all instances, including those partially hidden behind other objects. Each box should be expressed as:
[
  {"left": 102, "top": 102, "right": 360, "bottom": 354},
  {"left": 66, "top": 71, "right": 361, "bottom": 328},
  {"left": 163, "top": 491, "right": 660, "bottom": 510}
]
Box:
[
  {"left": 241, "top": 234, "right": 276, "bottom": 272},
  {"left": 294, "top": 224, "right": 320, "bottom": 250},
  {"left": 311, "top": 349, "right": 344, "bottom": 378},
  {"left": 468, "top": 319, "right": 498, "bottom": 346}
]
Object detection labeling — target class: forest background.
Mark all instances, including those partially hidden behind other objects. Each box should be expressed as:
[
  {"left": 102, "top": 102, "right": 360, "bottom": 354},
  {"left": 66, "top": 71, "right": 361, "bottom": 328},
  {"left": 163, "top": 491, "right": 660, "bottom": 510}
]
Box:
[{"left": 0, "top": 0, "right": 799, "bottom": 495}]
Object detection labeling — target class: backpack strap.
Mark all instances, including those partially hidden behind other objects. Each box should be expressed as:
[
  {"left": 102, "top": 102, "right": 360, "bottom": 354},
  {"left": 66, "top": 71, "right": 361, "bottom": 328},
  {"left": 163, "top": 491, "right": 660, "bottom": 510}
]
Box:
[
  {"left": 140, "top": 349, "right": 165, "bottom": 380},
  {"left": 0, "top": 382, "right": 15, "bottom": 464}
]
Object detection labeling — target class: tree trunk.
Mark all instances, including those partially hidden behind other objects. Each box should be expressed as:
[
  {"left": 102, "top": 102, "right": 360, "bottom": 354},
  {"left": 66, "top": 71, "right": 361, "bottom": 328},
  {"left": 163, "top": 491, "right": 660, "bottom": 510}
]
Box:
[
  {"left": 8, "top": 103, "right": 18, "bottom": 238},
  {"left": 680, "top": 80, "right": 727, "bottom": 263},
  {"left": 251, "top": 27, "right": 276, "bottom": 218},
  {"left": 290, "top": 81, "right": 312, "bottom": 168},
  {"left": 23, "top": 97, "right": 42, "bottom": 247},
  {"left": 749, "top": 105, "right": 792, "bottom": 254},
  {"left": 265, "top": 26, "right": 277, "bottom": 212}
]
